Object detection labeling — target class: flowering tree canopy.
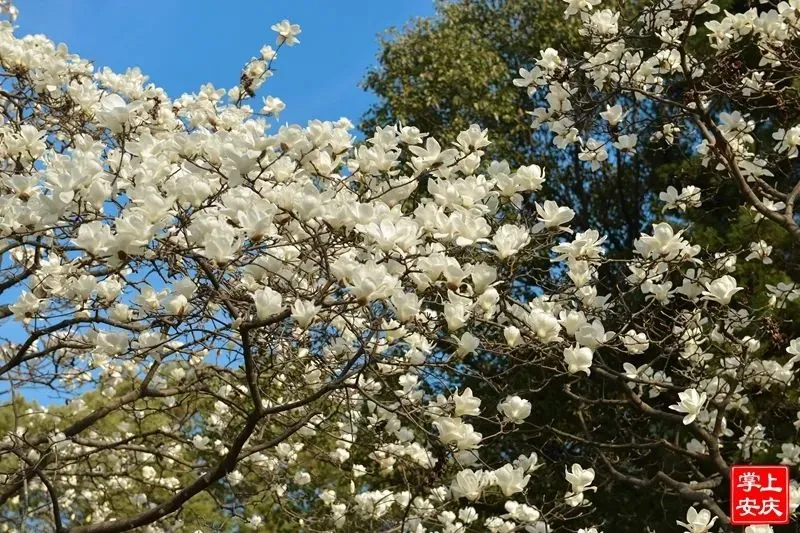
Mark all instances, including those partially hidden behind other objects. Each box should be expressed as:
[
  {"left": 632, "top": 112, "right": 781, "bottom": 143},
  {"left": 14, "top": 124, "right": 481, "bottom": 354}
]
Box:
[{"left": 0, "top": 0, "right": 800, "bottom": 532}]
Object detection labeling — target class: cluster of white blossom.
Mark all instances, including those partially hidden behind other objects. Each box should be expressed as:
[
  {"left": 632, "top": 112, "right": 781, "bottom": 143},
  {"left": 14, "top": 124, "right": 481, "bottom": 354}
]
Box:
[
  {"left": 0, "top": 0, "right": 799, "bottom": 531},
  {"left": 516, "top": 0, "right": 800, "bottom": 240},
  {"left": 511, "top": 0, "right": 800, "bottom": 530},
  {"left": 0, "top": 10, "right": 612, "bottom": 533}
]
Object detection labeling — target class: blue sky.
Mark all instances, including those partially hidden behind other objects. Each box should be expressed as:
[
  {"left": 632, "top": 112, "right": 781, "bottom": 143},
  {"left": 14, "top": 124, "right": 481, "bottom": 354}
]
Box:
[{"left": 14, "top": 0, "right": 435, "bottom": 126}]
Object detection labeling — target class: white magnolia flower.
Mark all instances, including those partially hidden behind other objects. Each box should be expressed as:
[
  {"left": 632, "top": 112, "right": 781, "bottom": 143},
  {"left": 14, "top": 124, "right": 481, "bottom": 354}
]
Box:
[
  {"left": 456, "top": 331, "right": 480, "bottom": 357},
  {"left": 599, "top": 104, "right": 625, "bottom": 126},
  {"left": 504, "top": 325, "right": 522, "bottom": 347},
  {"left": 669, "top": 389, "right": 707, "bottom": 425},
  {"left": 227, "top": 470, "right": 244, "bottom": 486},
  {"left": 503, "top": 501, "right": 541, "bottom": 523},
  {"left": 493, "top": 224, "right": 531, "bottom": 259},
  {"left": 253, "top": 286, "right": 283, "bottom": 320},
  {"left": 141, "top": 466, "right": 157, "bottom": 481},
  {"left": 453, "top": 388, "right": 481, "bottom": 417},
  {"left": 493, "top": 464, "right": 531, "bottom": 496},
  {"left": 745, "top": 240, "right": 773, "bottom": 264},
  {"left": 676, "top": 507, "right": 717, "bottom": 533},
  {"left": 563, "top": 344, "right": 593, "bottom": 375},
  {"left": 621, "top": 330, "right": 649, "bottom": 354},
  {"left": 564, "top": 463, "right": 595, "bottom": 506},
  {"left": 262, "top": 95, "right": 286, "bottom": 119},
  {"left": 450, "top": 469, "right": 492, "bottom": 501},
  {"left": 291, "top": 299, "right": 320, "bottom": 328},
  {"left": 565, "top": 463, "right": 595, "bottom": 494},
  {"left": 701, "top": 275, "right": 743, "bottom": 305},
  {"left": 613, "top": 134, "right": 637, "bottom": 152},
  {"left": 271, "top": 19, "right": 301, "bottom": 46},
  {"left": 433, "top": 417, "right": 482, "bottom": 450},
  {"left": 659, "top": 186, "right": 702, "bottom": 212},
  {"left": 536, "top": 200, "right": 575, "bottom": 231},
  {"left": 498, "top": 395, "right": 532, "bottom": 424}
]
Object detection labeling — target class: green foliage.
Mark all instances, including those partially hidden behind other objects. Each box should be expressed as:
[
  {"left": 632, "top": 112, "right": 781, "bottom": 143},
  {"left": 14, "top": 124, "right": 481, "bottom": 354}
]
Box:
[{"left": 363, "top": 0, "right": 578, "bottom": 162}]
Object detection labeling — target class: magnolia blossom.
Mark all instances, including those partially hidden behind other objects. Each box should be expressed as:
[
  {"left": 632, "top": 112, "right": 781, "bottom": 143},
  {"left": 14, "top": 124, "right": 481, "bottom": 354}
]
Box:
[
  {"left": 578, "top": 138, "right": 608, "bottom": 170},
  {"left": 493, "top": 464, "right": 531, "bottom": 496},
  {"left": 498, "top": 396, "right": 532, "bottom": 424},
  {"left": 565, "top": 463, "right": 596, "bottom": 506},
  {"left": 456, "top": 331, "right": 480, "bottom": 357},
  {"left": 676, "top": 507, "right": 717, "bottom": 533},
  {"left": 293, "top": 471, "right": 311, "bottom": 485},
  {"left": 450, "top": 469, "right": 492, "bottom": 501},
  {"left": 291, "top": 299, "right": 320, "bottom": 328},
  {"left": 535, "top": 200, "right": 575, "bottom": 231},
  {"left": 254, "top": 286, "right": 283, "bottom": 320},
  {"left": 701, "top": 275, "right": 743, "bottom": 305},
  {"left": 563, "top": 345, "right": 593, "bottom": 375},
  {"left": 670, "top": 389, "right": 707, "bottom": 425},
  {"left": 565, "top": 464, "right": 595, "bottom": 492},
  {"left": 745, "top": 240, "right": 773, "bottom": 264},
  {"left": 262, "top": 95, "right": 286, "bottom": 119},
  {"left": 503, "top": 501, "right": 541, "bottom": 523},
  {"left": 433, "top": 417, "right": 482, "bottom": 450},
  {"left": 599, "top": 104, "right": 624, "bottom": 126},
  {"left": 493, "top": 224, "right": 531, "bottom": 259},
  {"left": 621, "top": 330, "right": 649, "bottom": 354},
  {"left": 454, "top": 388, "right": 482, "bottom": 417},
  {"left": 503, "top": 325, "right": 522, "bottom": 347},
  {"left": 659, "top": 186, "right": 702, "bottom": 212},
  {"left": 773, "top": 125, "right": 800, "bottom": 158},
  {"left": 271, "top": 19, "right": 301, "bottom": 46},
  {"left": 612, "top": 134, "right": 637, "bottom": 152}
]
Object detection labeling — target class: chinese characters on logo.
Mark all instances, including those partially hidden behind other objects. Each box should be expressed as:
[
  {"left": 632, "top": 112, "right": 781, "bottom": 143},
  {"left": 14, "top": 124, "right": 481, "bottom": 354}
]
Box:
[{"left": 730, "top": 465, "right": 790, "bottom": 526}]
